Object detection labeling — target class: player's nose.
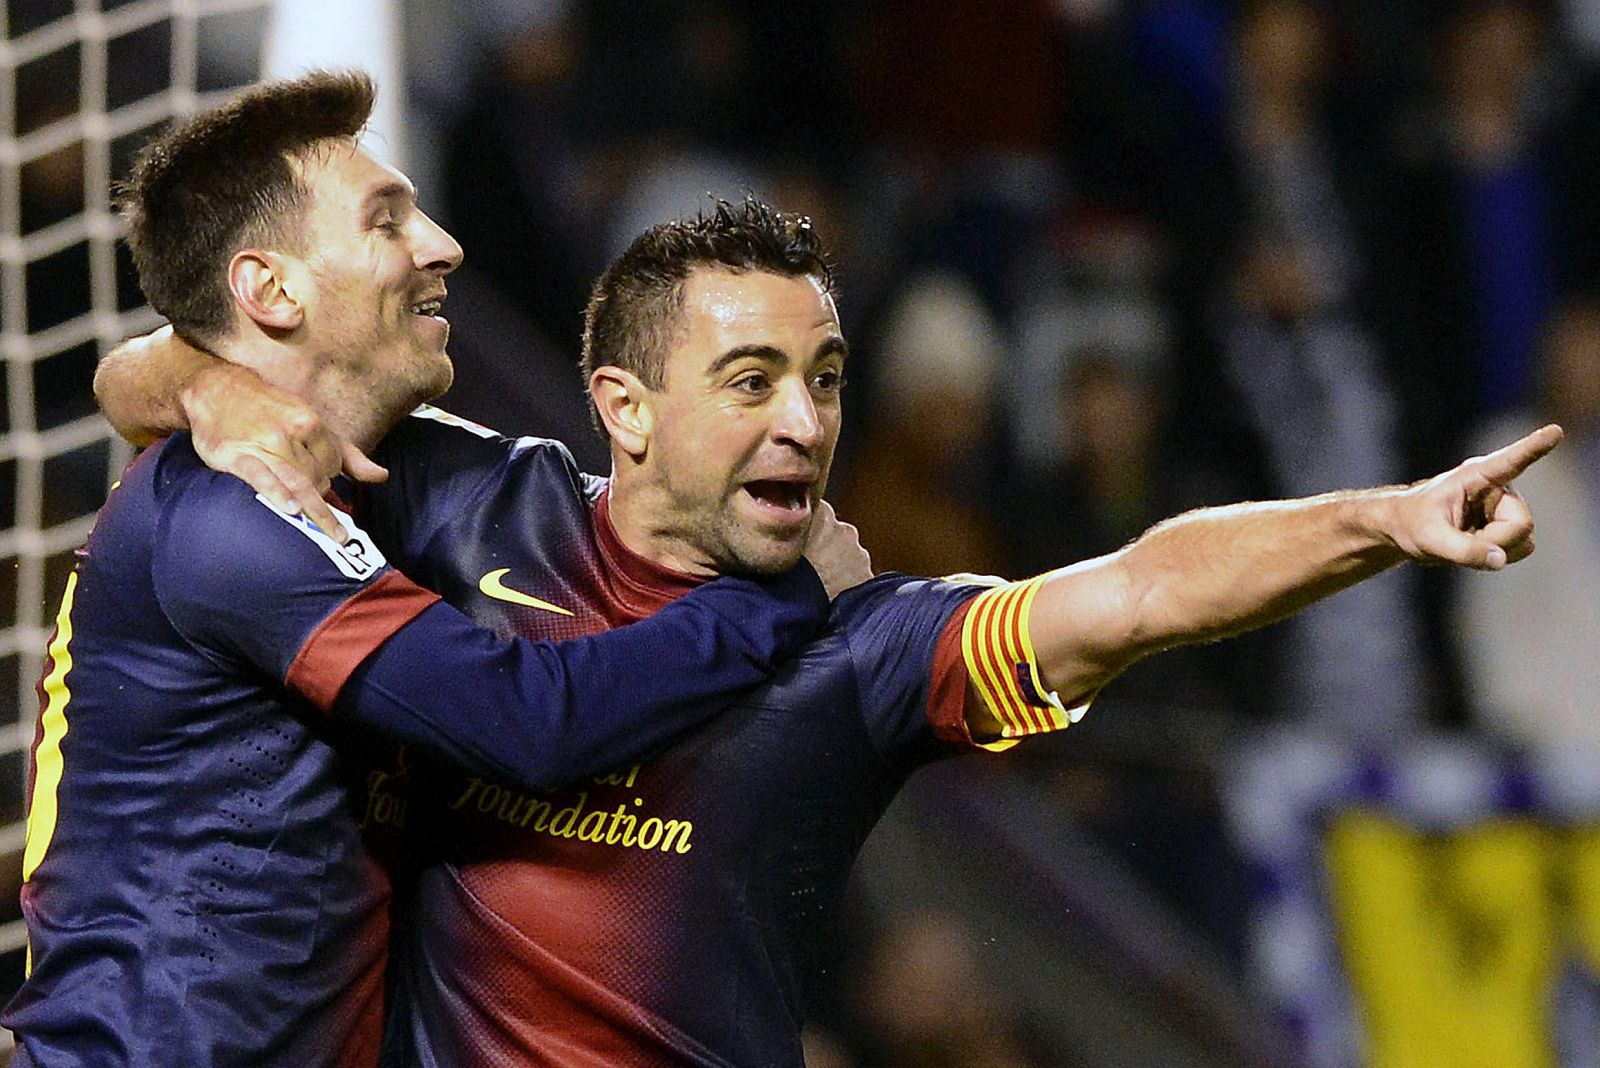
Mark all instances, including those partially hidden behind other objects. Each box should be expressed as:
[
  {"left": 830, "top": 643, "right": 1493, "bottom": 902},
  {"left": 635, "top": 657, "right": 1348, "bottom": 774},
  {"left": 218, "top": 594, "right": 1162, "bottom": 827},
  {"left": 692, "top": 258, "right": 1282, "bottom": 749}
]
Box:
[
  {"left": 771, "top": 380, "right": 822, "bottom": 450},
  {"left": 415, "top": 210, "right": 464, "bottom": 275}
]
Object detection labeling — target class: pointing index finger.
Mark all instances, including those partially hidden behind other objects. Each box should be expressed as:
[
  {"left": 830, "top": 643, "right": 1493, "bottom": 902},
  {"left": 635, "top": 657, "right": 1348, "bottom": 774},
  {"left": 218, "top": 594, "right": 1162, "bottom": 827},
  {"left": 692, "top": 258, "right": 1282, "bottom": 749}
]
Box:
[{"left": 1476, "top": 423, "right": 1564, "bottom": 486}]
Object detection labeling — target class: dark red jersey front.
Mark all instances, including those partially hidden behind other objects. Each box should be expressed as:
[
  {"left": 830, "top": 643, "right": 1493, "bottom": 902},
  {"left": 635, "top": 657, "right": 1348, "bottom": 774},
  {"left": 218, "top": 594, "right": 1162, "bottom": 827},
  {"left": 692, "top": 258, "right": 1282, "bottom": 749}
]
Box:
[
  {"left": 363, "top": 412, "right": 1001, "bottom": 1067},
  {"left": 6, "top": 428, "right": 830, "bottom": 1067}
]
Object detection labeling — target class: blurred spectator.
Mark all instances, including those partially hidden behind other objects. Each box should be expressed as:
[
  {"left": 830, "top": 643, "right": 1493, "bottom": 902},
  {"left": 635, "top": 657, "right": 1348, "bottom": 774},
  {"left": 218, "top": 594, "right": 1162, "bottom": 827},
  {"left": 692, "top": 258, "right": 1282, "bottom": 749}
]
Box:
[
  {"left": 442, "top": 4, "right": 600, "bottom": 349},
  {"left": 801, "top": 1028, "right": 858, "bottom": 1068},
  {"left": 1434, "top": 0, "right": 1558, "bottom": 416},
  {"left": 1214, "top": 0, "right": 1431, "bottom": 740},
  {"left": 853, "top": 0, "right": 1069, "bottom": 321},
  {"left": 855, "top": 0, "right": 1060, "bottom": 159},
  {"left": 1382, "top": 0, "right": 1600, "bottom": 460},
  {"left": 833, "top": 272, "right": 1008, "bottom": 579},
  {"left": 845, "top": 907, "right": 1052, "bottom": 1067},
  {"left": 1454, "top": 296, "right": 1600, "bottom": 749},
  {"left": 1007, "top": 289, "right": 1174, "bottom": 569}
]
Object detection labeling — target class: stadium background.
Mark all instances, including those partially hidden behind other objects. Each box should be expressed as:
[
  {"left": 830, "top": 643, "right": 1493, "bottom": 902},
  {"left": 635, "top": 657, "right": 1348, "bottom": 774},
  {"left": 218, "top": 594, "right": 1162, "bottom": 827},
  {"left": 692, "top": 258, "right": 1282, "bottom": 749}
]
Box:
[{"left": 6, "top": 0, "right": 1600, "bottom": 1064}]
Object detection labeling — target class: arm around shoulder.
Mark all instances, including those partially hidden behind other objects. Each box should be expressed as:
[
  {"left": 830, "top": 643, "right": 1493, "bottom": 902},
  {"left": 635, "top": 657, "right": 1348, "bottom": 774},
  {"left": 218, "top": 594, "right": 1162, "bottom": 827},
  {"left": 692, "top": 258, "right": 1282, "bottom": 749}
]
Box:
[
  {"left": 95, "top": 326, "right": 209, "bottom": 446},
  {"left": 335, "top": 562, "right": 831, "bottom": 789}
]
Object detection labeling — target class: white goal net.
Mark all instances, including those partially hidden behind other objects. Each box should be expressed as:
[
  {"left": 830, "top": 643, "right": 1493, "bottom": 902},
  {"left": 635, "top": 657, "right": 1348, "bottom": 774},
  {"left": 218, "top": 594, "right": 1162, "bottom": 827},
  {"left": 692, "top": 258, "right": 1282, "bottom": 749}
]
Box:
[{"left": 0, "top": 0, "right": 274, "bottom": 1007}]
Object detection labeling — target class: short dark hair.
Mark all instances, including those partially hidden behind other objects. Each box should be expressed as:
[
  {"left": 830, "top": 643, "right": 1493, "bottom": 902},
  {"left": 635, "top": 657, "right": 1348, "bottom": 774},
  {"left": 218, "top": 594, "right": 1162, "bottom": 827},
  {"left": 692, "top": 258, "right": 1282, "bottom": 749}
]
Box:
[
  {"left": 580, "top": 197, "right": 835, "bottom": 408},
  {"left": 118, "top": 70, "right": 376, "bottom": 345}
]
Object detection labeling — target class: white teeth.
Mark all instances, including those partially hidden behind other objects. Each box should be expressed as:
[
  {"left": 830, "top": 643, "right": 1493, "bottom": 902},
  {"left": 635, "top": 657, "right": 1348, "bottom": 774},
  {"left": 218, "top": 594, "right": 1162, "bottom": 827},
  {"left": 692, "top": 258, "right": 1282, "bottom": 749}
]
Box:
[{"left": 411, "top": 300, "right": 442, "bottom": 316}]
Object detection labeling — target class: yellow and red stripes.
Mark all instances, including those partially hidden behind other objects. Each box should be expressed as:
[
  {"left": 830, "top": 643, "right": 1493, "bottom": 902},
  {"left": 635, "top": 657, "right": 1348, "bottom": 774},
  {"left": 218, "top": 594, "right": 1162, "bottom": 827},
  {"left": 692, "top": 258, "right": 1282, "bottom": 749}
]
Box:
[{"left": 959, "top": 575, "right": 1080, "bottom": 749}]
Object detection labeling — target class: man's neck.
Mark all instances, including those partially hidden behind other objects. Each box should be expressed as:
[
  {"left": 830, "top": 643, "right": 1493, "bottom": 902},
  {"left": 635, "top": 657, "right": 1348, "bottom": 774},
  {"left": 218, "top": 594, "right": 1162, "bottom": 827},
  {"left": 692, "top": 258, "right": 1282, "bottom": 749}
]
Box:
[
  {"left": 214, "top": 338, "right": 386, "bottom": 453},
  {"left": 604, "top": 466, "right": 718, "bottom": 581}
]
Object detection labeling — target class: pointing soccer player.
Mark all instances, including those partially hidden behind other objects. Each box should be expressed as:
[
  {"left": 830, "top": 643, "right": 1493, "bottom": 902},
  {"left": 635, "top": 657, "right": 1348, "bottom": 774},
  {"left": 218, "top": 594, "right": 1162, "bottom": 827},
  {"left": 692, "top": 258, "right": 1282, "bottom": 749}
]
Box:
[
  {"left": 98, "top": 200, "right": 1557, "bottom": 1064},
  {"left": 3, "top": 76, "right": 871, "bottom": 1068}
]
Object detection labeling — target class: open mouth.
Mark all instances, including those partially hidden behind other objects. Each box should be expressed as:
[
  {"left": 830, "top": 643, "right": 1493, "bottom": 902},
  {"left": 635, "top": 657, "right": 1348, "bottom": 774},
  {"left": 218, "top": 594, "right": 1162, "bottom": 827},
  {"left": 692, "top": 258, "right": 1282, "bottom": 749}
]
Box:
[
  {"left": 742, "top": 479, "right": 812, "bottom": 521},
  {"left": 410, "top": 298, "right": 445, "bottom": 318}
]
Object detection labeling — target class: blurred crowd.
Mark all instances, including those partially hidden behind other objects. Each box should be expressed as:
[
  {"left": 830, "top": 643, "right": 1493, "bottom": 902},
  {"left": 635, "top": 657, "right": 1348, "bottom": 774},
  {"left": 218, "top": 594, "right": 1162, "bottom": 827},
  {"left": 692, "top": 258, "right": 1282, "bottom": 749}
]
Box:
[{"left": 396, "top": 1, "right": 1600, "bottom": 1060}]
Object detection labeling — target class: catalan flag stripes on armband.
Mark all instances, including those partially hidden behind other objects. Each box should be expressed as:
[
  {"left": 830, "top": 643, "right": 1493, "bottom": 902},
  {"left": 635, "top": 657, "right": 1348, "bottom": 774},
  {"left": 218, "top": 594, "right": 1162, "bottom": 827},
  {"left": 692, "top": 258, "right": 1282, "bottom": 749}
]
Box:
[{"left": 959, "top": 575, "right": 1086, "bottom": 742}]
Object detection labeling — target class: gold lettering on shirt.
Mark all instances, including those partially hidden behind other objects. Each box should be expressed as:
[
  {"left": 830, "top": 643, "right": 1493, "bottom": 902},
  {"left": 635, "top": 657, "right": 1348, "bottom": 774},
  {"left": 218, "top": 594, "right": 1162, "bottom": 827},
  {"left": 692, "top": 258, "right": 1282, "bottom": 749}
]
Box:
[
  {"left": 448, "top": 764, "right": 692, "bottom": 854},
  {"left": 359, "top": 747, "right": 414, "bottom": 830}
]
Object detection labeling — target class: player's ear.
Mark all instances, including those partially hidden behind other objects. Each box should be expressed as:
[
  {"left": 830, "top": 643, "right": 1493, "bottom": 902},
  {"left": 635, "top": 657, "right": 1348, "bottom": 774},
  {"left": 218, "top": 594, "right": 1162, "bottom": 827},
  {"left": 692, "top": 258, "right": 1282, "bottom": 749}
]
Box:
[
  {"left": 228, "top": 248, "right": 304, "bottom": 332},
  {"left": 589, "top": 365, "right": 653, "bottom": 458}
]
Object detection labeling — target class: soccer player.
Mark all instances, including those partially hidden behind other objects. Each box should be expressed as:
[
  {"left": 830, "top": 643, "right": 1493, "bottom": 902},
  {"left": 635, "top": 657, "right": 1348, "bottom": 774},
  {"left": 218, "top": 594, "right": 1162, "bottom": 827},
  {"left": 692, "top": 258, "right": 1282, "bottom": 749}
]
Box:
[
  {"left": 103, "top": 200, "right": 1557, "bottom": 1066},
  {"left": 3, "top": 79, "right": 871, "bottom": 1068}
]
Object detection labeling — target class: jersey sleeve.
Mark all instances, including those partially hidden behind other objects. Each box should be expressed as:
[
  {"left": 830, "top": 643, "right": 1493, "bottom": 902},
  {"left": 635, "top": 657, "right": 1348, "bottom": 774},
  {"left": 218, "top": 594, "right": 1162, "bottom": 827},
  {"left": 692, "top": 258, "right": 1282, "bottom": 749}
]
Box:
[
  {"left": 842, "top": 572, "right": 1093, "bottom": 763},
  {"left": 836, "top": 575, "right": 986, "bottom": 761},
  {"left": 336, "top": 563, "right": 829, "bottom": 790},
  {"left": 931, "top": 575, "right": 1093, "bottom": 750},
  {"left": 153, "top": 467, "right": 439, "bottom": 693},
  {"left": 156, "top": 465, "right": 833, "bottom": 792}
]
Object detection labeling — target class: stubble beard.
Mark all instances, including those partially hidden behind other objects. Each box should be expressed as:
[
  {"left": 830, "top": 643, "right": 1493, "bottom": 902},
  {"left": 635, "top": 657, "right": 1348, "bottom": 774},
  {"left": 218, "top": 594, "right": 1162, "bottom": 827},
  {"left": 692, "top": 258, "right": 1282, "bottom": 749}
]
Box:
[
  {"left": 701, "top": 501, "right": 811, "bottom": 578},
  {"left": 652, "top": 478, "right": 808, "bottom": 579},
  {"left": 317, "top": 330, "right": 453, "bottom": 447}
]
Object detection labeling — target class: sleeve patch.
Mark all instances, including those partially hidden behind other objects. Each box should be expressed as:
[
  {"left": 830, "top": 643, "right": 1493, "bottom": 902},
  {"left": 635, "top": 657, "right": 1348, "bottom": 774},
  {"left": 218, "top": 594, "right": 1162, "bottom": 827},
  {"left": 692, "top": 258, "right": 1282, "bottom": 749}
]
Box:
[
  {"left": 409, "top": 403, "right": 500, "bottom": 439},
  {"left": 255, "top": 494, "right": 385, "bottom": 581}
]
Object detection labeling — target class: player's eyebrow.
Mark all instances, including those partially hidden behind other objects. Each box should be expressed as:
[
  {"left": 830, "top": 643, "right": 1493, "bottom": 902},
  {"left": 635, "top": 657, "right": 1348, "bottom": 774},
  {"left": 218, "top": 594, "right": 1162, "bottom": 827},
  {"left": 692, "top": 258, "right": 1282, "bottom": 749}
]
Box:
[
  {"left": 708, "top": 344, "right": 786, "bottom": 376},
  {"left": 362, "top": 180, "right": 415, "bottom": 211},
  {"left": 709, "top": 337, "right": 849, "bottom": 377},
  {"left": 813, "top": 337, "right": 849, "bottom": 365}
]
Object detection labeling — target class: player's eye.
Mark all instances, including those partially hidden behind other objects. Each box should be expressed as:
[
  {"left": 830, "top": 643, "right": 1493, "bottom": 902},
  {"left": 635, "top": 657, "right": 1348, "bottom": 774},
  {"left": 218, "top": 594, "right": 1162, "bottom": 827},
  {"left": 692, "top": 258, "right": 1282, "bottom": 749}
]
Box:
[
  {"left": 812, "top": 369, "right": 845, "bottom": 394},
  {"left": 731, "top": 372, "right": 771, "bottom": 395}
]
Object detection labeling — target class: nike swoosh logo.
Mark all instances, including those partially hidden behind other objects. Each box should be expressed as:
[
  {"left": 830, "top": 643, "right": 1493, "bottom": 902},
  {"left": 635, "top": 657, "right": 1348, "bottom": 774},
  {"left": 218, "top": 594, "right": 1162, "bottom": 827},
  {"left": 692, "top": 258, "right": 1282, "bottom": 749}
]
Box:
[{"left": 478, "top": 568, "right": 574, "bottom": 616}]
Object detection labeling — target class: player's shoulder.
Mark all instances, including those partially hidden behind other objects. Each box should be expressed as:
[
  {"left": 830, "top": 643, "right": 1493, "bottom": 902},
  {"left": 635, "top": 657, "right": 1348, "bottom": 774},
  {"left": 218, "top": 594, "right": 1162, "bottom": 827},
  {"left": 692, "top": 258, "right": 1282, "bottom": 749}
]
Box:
[
  {"left": 385, "top": 405, "right": 587, "bottom": 486},
  {"left": 830, "top": 572, "right": 988, "bottom": 623},
  {"left": 74, "top": 436, "right": 189, "bottom": 563},
  {"left": 379, "top": 404, "right": 512, "bottom": 465},
  {"left": 147, "top": 435, "right": 381, "bottom": 577},
  {"left": 146, "top": 433, "right": 253, "bottom": 510}
]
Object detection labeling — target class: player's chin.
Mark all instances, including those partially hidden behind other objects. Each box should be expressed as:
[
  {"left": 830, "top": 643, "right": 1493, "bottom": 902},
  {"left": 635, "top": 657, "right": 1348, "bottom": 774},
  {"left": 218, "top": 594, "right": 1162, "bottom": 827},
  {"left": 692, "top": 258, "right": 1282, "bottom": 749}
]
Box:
[
  {"left": 726, "top": 530, "right": 809, "bottom": 577},
  {"left": 404, "top": 347, "right": 454, "bottom": 399}
]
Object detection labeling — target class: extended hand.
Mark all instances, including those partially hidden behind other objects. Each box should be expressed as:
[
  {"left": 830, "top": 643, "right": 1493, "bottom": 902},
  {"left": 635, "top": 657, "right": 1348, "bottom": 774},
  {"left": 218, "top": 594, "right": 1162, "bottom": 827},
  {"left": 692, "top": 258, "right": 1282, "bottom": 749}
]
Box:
[
  {"left": 1387, "top": 424, "right": 1562, "bottom": 570},
  {"left": 185, "top": 361, "right": 388, "bottom": 542},
  {"left": 803, "top": 500, "right": 873, "bottom": 598}
]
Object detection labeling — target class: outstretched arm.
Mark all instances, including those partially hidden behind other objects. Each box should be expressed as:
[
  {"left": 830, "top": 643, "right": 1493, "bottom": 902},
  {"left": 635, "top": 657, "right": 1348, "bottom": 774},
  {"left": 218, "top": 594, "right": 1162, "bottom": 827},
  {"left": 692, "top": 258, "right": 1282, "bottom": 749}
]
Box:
[
  {"left": 96, "top": 327, "right": 385, "bottom": 538},
  {"left": 94, "top": 325, "right": 206, "bottom": 447},
  {"left": 965, "top": 426, "right": 1561, "bottom": 735}
]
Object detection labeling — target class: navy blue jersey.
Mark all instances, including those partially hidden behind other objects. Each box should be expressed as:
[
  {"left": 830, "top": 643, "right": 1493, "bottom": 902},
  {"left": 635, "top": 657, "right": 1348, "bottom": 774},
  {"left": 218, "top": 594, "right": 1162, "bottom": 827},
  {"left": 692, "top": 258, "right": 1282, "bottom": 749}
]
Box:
[
  {"left": 362, "top": 412, "right": 995, "bottom": 1066},
  {"left": 6, "top": 432, "right": 828, "bottom": 1067}
]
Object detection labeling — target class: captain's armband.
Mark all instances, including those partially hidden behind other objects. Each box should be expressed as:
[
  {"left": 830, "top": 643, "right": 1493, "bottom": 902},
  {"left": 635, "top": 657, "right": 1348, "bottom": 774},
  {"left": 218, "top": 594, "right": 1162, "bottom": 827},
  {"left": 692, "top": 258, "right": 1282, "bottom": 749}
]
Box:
[{"left": 959, "top": 574, "right": 1091, "bottom": 751}]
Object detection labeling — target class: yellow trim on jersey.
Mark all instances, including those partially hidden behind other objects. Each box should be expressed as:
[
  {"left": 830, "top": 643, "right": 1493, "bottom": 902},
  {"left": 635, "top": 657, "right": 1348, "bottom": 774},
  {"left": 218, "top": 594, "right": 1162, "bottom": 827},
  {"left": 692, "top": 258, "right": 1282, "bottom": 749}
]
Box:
[
  {"left": 959, "top": 574, "right": 1084, "bottom": 751},
  {"left": 23, "top": 572, "right": 78, "bottom": 885},
  {"left": 1015, "top": 577, "right": 1072, "bottom": 729}
]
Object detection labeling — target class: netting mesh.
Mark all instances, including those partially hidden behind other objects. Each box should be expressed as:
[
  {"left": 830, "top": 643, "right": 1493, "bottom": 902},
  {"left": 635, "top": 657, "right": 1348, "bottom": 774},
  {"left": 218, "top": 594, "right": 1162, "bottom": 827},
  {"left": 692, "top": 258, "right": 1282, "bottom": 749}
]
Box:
[{"left": 0, "top": 0, "right": 271, "bottom": 1003}]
